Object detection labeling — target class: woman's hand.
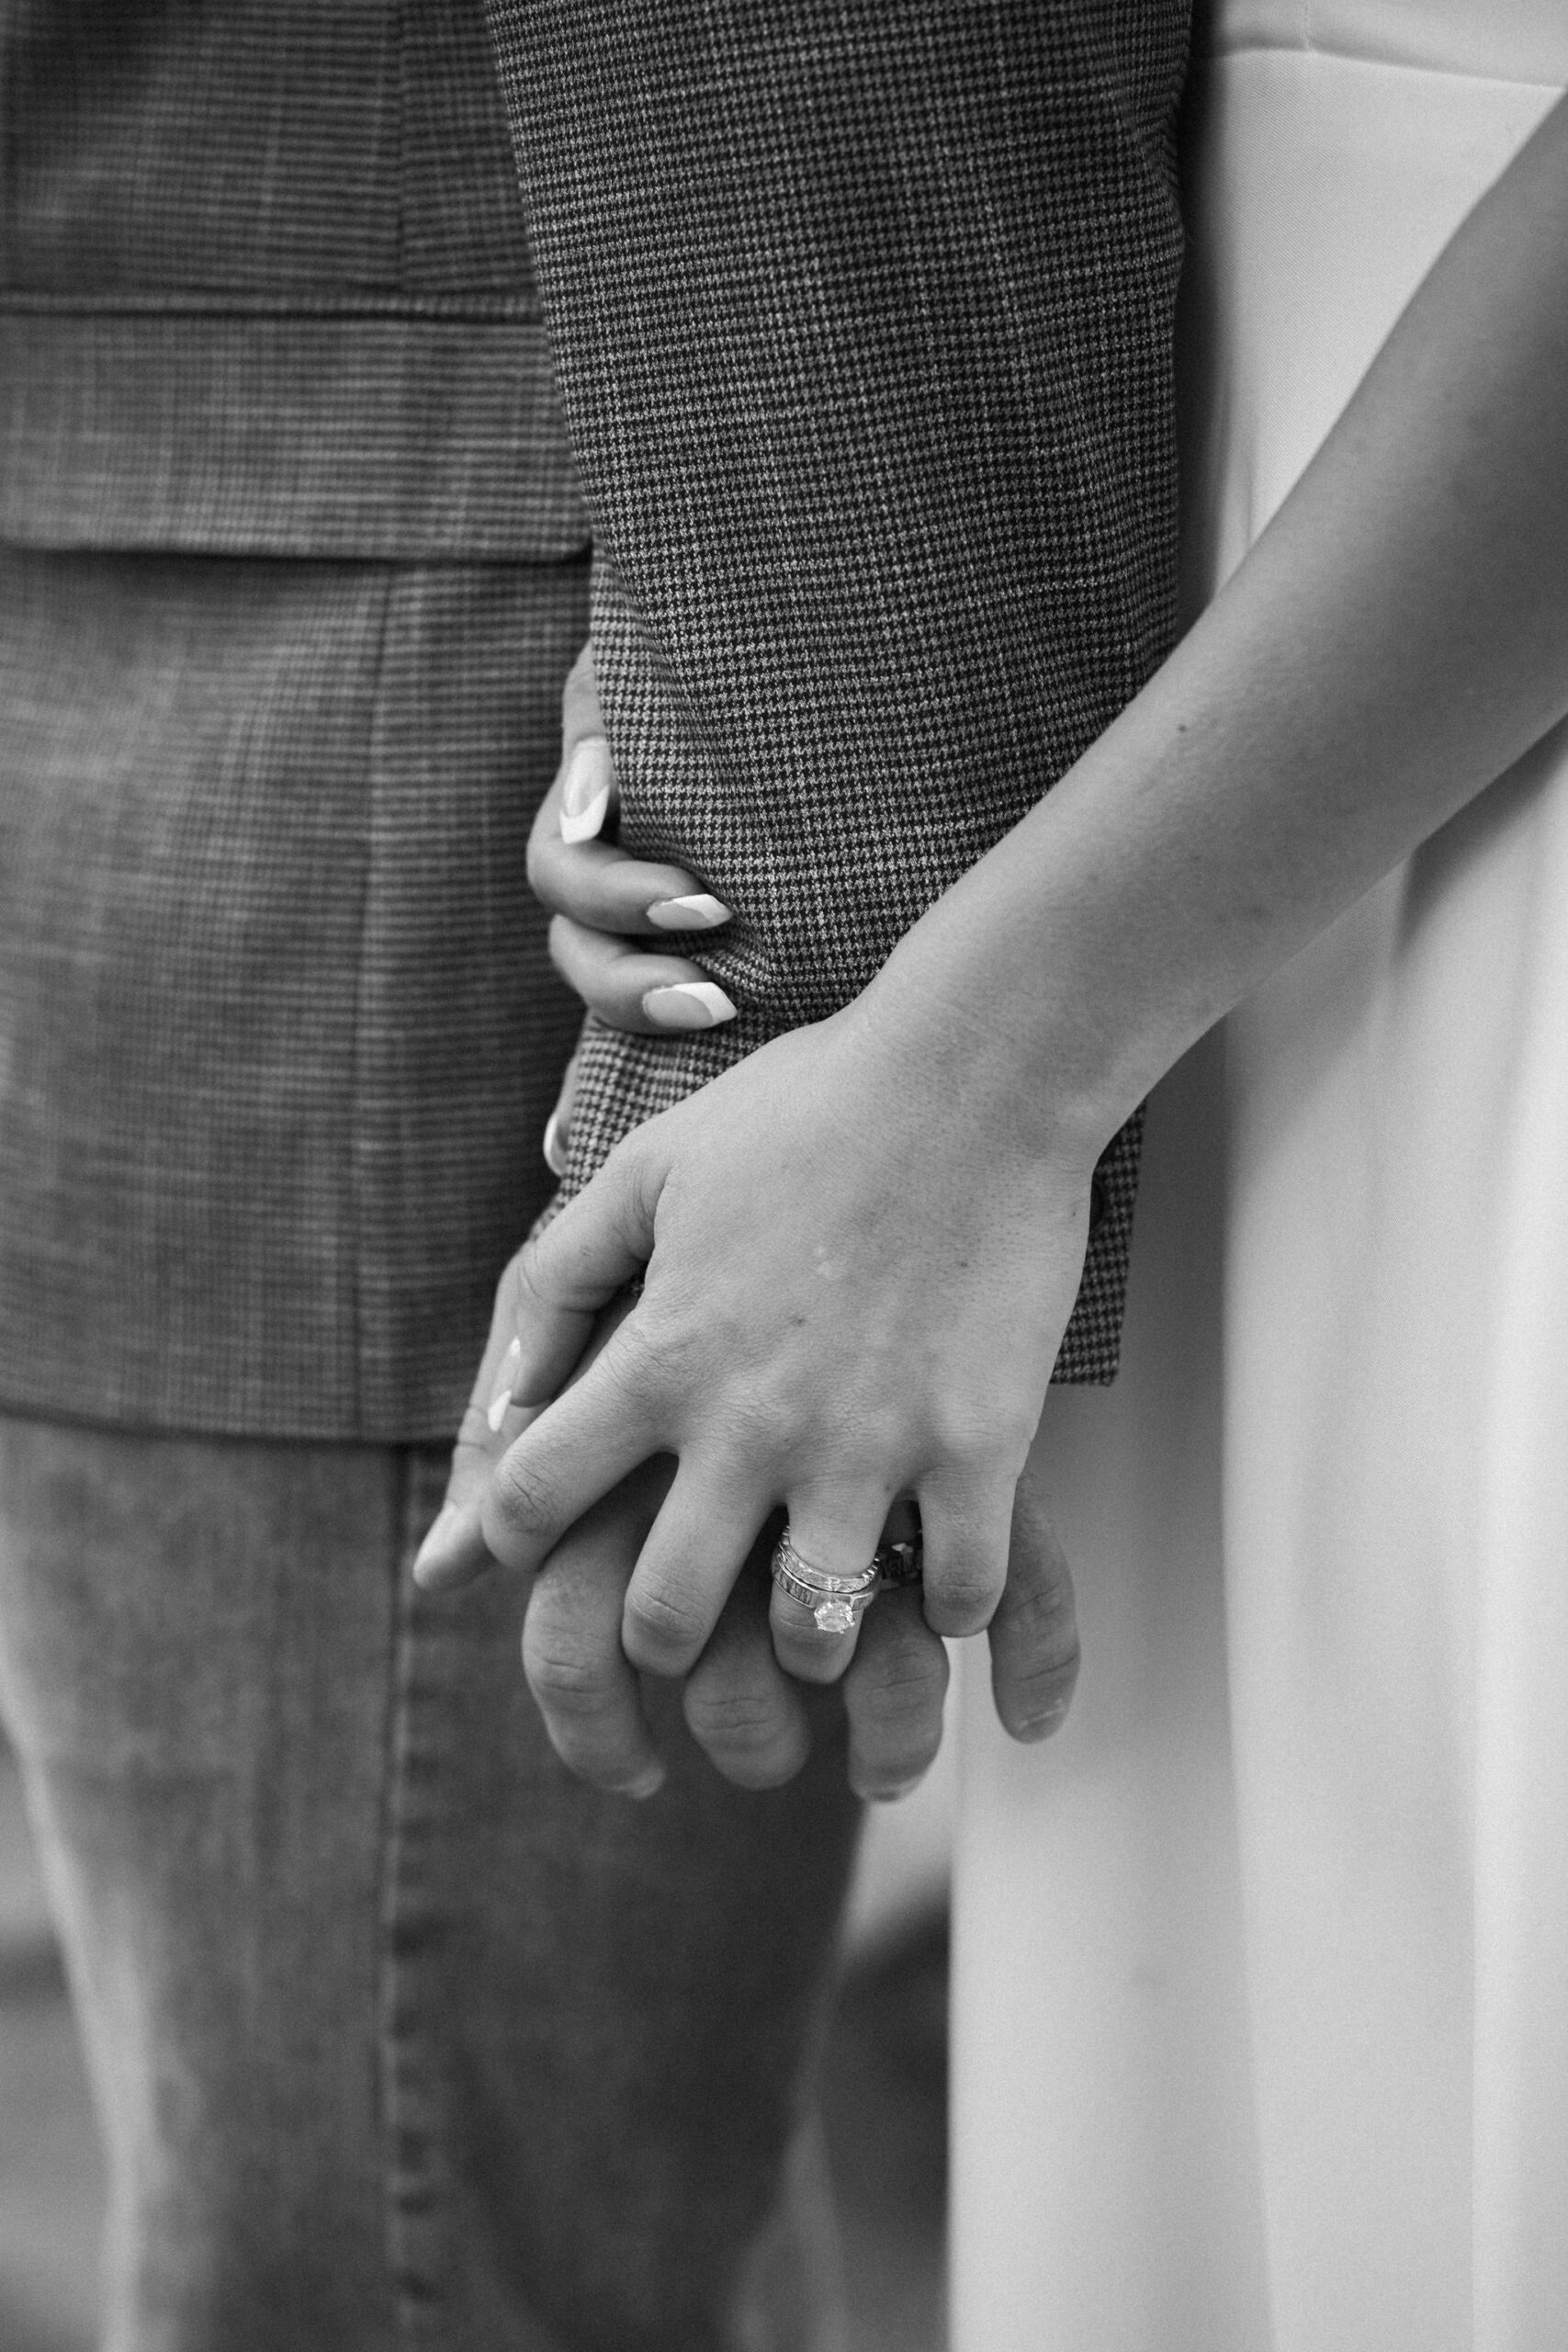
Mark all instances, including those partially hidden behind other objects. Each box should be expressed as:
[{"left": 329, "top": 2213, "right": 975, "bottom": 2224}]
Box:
[
  {"left": 416, "top": 1246, "right": 1081, "bottom": 1795},
  {"left": 417, "top": 971, "right": 1100, "bottom": 1694},
  {"left": 527, "top": 643, "right": 740, "bottom": 1054}
]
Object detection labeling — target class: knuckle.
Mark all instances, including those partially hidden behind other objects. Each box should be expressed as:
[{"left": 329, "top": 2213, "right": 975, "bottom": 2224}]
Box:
[
  {"left": 624, "top": 1577, "right": 709, "bottom": 1661},
  {"left": 860, "top": 1718, "right": 942, "bottom": 1791},
  {"left": 859, "top": 1633, "right": 948, "bottom": 1722},
  {"left": 522, "top": 1634, "right": 616, "bottom": 1721},
  {"left": 928, "top": 1394, "right": 1037, "bottom": 1480},
  {"left": 925, "top": 1562, "right": 1003, "bottom": 1627},
  {"left": 484, "top": 1457, "right": 561, "bottom": 1555},
  {"left": 1002, "top": 1571, "right": 1079, "bottom": 1668},
  {"left": 683, "top": 1679, "right": 787, "bottom": 1758}
]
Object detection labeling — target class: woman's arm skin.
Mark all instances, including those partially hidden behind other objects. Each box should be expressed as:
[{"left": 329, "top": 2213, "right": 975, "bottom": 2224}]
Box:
[
  {"left": 895, "top": 91, "right": 1568, "bottom": 1180},
  {"left": 419, "top": 92, "right": 1568, "bottom": 1708}
]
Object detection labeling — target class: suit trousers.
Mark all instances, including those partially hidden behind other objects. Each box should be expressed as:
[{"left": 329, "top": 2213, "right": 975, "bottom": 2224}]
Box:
[{"left": 0, "top": 1417, "right": 861, "bottom": 2352}]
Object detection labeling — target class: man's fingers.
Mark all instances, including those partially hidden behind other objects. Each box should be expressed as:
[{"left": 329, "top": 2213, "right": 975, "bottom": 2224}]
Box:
[
  {"left": 841, "top": 1587, "right": 950, "bottom": 1801},
  {"left": 521, "top": 1458, "right": 673, "bottom": 1796},
  {"left": 914, "top": 1468, "right": 1016, "bottom": 1639},
  {"left": 987, "top": 1474, "right": 1080, "bottom": 1741},
  {"left": 619, "top": 1460, "right": 770, "bottom": 1677},
  {"left": 682, "top": 1553, "right": 814, "bottom": 1790}
]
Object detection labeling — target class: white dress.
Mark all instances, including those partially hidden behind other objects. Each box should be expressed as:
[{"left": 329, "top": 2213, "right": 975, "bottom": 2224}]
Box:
[{"left": 951, "top": 6, "right": 1568, "bottom": 2348}]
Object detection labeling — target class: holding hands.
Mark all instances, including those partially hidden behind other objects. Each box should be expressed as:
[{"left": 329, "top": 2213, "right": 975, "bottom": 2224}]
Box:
[
  {"left": 415, "top": 647, "right": 1092, "bottom": 1796},
  {"left": 423, "top": 92, "right": 1568, "bottom": 1801}
]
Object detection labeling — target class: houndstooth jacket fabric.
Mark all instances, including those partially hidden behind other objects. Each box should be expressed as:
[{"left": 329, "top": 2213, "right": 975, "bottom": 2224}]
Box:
[
  {"left": 0, "top": 0, "right": 591, "bottom": 1439},
  {"left": 485, "top": 0, "right": 1190, "bottom": 1381}
]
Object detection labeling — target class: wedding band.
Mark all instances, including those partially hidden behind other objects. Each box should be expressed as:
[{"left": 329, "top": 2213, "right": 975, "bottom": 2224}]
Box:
[{"left": 770, "top": 1530, "right": 880, "bottom": 1636}]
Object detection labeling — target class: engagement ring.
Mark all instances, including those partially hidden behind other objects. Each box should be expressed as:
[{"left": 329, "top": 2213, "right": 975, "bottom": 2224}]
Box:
[{"left": 769, "top": 1531, "right": 880, "bottom": 1635}]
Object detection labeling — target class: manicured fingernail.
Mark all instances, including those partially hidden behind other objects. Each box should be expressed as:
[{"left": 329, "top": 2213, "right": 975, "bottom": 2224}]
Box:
[
  {"left": 486, "top": 1337, "right": 523, "bottom": 1432},
  {"left": 641, "top": 980, "right": 737, "bottom": 1031},
  {"left": 559, "top": 737, "right": 611, "bottom": 842},
  {"left": 647, "top": 892, "right": 732, "bottom": 932},
  {"left": 413, "top": 1502, "right": 464, "bottom": 1579},
  {"left": 542, "top": 1106, "right": 570, "bottom": 1176},
  {"left": 618, "top": 1765, "right": 666, "bottom": 1802}
]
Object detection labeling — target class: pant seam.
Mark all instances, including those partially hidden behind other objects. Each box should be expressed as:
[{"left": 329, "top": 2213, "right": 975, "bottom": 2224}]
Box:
[{"left": 377, "top": 1442, "right": 434, "bottom": 2347}]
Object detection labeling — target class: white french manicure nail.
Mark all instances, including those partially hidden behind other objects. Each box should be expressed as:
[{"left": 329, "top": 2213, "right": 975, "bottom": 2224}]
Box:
[
  {"left": 486, "top": 1337, "right": 523, "bottom": 1432},
  {"left": 559, "top": 737, "right": 612, "bottom": 842},
  {"left": 542, "top": 1107, "right": 570, "bottom": 1176},
  {"left": 646, "top": 893, "right": 732, "bottom": 933},
  {"left": 641, "top": 980, "right": 738, "bottom": 1031},
  {"left": 619, "top": 1766, "right": 666, "bottom": 1802}
]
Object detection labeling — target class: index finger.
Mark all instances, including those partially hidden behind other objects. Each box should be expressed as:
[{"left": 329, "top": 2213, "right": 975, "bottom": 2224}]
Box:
[
  {"left": 412, "top": 1259, "right": 637, "bottom": 1595},
  {"left": 412, "top": 1253, "right": 545, "bottom": 1591}
]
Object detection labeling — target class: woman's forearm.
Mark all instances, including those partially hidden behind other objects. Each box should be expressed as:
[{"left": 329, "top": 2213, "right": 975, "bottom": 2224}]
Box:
[{"left": 870, "top": 91, "right": 1568, "bottom": 1164}]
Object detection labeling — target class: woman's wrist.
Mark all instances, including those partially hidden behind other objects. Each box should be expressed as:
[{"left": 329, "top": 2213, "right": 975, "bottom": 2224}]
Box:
[{"left": 855, "top": 882, "right": 1133, "bottom": 1187}]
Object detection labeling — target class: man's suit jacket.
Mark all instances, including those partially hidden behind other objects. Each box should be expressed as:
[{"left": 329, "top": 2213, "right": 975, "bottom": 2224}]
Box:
[
  {"left": 485, "top": 0, "right": 1190, "bottom": 1380},
  {"left": 0, "top": 0, "right": 589, "bottom": 1438}
]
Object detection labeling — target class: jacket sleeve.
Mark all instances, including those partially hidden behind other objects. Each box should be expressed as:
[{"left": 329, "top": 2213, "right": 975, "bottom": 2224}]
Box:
[{"left": 481, "top": 0, "right": 1190, "bottom": 1382}]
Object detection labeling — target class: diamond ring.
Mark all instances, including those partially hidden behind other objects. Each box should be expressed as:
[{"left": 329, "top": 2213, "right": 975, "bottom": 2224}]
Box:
[{"left": 769, "top": 1531, "right": 880, "bottom": 1635}]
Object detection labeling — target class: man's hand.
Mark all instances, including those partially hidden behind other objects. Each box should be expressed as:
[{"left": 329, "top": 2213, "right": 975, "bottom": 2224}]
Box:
[{"left": 415, "top": 1252, "right": 1081, "bottom": 1797}]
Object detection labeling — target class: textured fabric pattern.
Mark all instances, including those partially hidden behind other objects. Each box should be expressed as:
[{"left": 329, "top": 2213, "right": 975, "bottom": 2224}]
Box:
[
  {"left": 0, "top": 0, "right": 594, "bottom": 1439},
  {"left": 0, "top": 1420, "right": 860, "bottom": 2346},
  {"left": 1, "top": 0, "right": 531, "bottom": 297},
  {"left": 486, "top": 0, "right": 1190, "bottom": 1380},
  {"left": 0, "top": 0, "right": 591, "bottom": 556},
  {"left": 0, "top": 303, "right": 587, "bottom": 558},
  {"left": 0, "top": 548, "right": 587, "bottom": 1440}
]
